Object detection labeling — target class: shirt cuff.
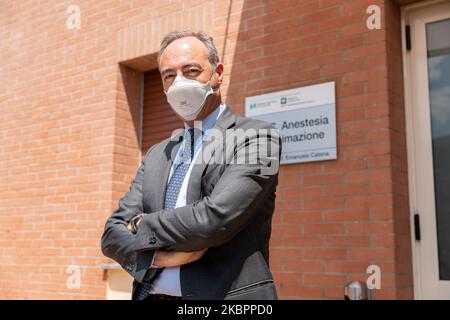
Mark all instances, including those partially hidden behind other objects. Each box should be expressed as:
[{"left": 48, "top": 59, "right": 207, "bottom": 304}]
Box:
[{"left": 149, "top": 250, "right": 162, "bottom": 269}]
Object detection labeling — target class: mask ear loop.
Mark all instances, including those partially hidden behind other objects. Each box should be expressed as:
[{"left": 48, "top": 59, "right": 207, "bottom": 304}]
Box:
[
  {"left": 194, "top": 65, "right": 219, "bottom": 115},
  {"left": 209, "top": 64, "right": 221, "bottom": 92}
]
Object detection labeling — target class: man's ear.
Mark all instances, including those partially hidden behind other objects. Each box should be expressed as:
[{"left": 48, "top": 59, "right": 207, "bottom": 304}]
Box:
[{"left": 215, "top": 63, "right": 224, "bottom": 85}]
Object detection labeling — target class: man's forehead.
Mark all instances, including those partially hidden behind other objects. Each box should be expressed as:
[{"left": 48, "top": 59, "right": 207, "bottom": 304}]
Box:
[{"left": 160, "top": 36, "right": 209, "bottom": 67}]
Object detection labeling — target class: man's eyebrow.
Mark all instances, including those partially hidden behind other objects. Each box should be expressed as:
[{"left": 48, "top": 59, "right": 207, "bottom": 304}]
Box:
[
  {"left": 160, "top": 64, "right": 202, "bottom": 77},
  {"left": 181, "top": 63, "right": 202, "bottom": 70}
]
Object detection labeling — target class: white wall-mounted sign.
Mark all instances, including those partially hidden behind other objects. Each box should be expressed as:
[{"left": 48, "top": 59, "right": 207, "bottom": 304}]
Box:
[{"left": 245, "top": 81, "right": 337, "bottom": 164}]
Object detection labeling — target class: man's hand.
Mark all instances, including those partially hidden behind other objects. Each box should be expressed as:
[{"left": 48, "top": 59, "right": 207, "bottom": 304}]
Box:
[
  {"left": 153, "top": 248, "right": 208, "bottom": 268},
  {"left": 127, "top": 214, "right": 207, "bottom": 267},
  {"left": 127, "top": 213, "right": 144, "bottom": 234}
]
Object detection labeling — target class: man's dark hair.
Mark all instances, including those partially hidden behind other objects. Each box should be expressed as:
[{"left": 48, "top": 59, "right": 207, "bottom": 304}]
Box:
[{"left": 157, "top": 30, "right": 219, "bottom": 68}]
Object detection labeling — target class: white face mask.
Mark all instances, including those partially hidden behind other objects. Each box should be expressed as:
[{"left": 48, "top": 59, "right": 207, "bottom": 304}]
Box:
[{"left": 164, "top": 69, "right": 216, "bottom": 121}]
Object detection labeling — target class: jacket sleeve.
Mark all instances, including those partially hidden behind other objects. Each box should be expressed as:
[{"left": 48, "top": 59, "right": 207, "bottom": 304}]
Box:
[
  {"left": 101, "top": 146, "right": 159, "bottom": 284},
  {"left": 134, "top": 126, "right": 281, "bottom": 252}
]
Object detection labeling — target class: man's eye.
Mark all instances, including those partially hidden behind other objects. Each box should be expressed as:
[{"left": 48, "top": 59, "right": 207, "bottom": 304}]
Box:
[{"left": 187, "top": 69, "right": 200, "bottom": 74}]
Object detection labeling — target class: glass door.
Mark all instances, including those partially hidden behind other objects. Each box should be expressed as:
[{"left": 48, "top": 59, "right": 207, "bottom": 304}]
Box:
[{"left": 404, "top": 0, "right": 450, "bottom": 299}]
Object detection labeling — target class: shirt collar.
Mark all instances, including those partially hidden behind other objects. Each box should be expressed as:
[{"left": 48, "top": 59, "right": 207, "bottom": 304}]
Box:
[
  {"left": 173, "top": 103, "right": 225, "bottom": 167},
  {"left": 183, "top": 102, "right": 226, "bottom": 134}
]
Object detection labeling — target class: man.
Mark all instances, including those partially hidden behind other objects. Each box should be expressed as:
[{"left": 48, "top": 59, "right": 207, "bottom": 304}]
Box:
[{"left": 101, "top": 30, "right": 280, "bottom": 300}]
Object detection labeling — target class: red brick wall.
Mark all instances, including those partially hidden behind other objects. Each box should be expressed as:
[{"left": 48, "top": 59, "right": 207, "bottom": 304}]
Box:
[
  {"left": 0, "top": 0, "right": 412, "bottom": 299},
  {"left": 0, "top": 1, "right": 121, "bottom": 299}
]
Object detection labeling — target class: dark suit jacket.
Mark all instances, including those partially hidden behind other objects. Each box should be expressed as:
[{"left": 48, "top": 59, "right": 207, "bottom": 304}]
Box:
[{"left": 101, "top": 106, "right": 281, "bottom": 300}]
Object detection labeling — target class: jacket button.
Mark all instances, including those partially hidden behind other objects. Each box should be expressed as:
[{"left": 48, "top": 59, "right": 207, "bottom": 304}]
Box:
[{"left": 148, "top": 236, "right": 156, "bottom": 244}]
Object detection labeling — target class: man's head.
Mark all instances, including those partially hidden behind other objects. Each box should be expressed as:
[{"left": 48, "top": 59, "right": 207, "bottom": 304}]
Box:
[{"left": 158, "top": 31, "right": 224, "bottom": 126}]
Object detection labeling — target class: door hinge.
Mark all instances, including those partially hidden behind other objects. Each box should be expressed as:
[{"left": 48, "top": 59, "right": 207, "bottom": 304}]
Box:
[
  {"left": 414, "top": 212, "right": 421, "bottom": 241},
  {"left": 405, "top": 25, "right": 411, "bottom": 51}
]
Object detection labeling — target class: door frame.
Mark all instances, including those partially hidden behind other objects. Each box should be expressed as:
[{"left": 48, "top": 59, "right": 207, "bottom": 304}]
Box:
[{"left": 401, "top": 0, "right": 450, "bottom": 300}]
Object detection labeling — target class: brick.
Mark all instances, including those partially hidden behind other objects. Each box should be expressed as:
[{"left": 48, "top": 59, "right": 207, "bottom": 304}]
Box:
[
  {"left": 282, "top": 283, "right": 324, "bottom": 298},
  {"left": 303, "top": 223, "right": 345, "bottom": 235},
  {"left": 283, "top": 260, "right": 325, "bottom": 273},
  {"left": 283, "top": 211, "right": 322, "bottom": 223},
  {"left": 303, "top": 248, "right": 347, "bottom": 260},
  {"left": 324, "top": 235, "right": 369, "bottom": 247},
  {"left": 323, "top": 209, "right": 369, "bottom": 222},
  {"left": 303, "top": 273, "right": 347, "bottom": 286},
  {"left": 304, "top": 198, "right": 345, "bottom": 210},
  {"left": 271, "top": 248, "right": 302, "bottom": 259},
  {"left": 302, "top": 7, "right": 342, "bottom": 25},
  {"left": 303, "top": 173, "right": 343, "bottom": 186},
  {"left": 347, "top": 221, "right": 394, "bottom": 235}
]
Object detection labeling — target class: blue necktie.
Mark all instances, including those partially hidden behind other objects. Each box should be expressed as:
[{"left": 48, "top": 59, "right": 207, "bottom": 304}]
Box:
[
  {"left": 135, "top": 128, "right": 199, "bottom": 300},
  {"left": 163, "top": 128, "right": 197, "bottom": 210}
]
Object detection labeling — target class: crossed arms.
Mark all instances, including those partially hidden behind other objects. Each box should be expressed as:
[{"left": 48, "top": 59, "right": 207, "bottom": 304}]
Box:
[{"left": 101, "top": 126, "right": 280, "bottom": 283}]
